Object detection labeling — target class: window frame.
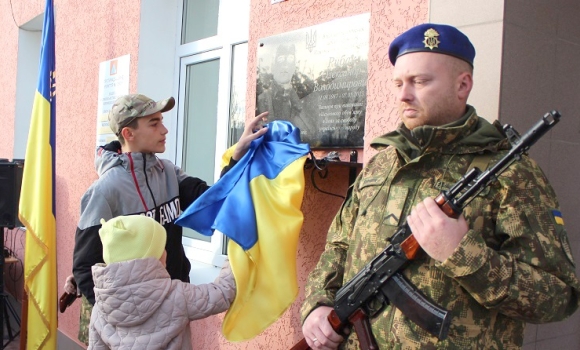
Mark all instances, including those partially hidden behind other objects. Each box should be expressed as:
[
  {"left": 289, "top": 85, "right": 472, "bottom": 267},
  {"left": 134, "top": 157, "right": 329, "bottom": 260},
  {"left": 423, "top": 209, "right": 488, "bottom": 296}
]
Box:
[{"left": 172, "top": 0, "right": 250, "bottom": 268}]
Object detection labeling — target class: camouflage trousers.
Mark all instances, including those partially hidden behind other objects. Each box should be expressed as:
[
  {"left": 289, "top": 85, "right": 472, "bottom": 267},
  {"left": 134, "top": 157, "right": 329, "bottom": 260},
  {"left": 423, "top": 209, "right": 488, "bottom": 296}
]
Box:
[{"left": 78, "top": 295, "right": 93, "bottom": 345}]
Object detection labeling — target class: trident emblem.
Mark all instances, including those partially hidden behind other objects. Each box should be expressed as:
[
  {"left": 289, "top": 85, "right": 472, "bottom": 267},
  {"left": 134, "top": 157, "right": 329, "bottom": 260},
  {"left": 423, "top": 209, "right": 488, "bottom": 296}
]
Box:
[
  {"left": 423, "top": 28, "right": 440, "bottom": 50},
  {"left": 306, "top": 29, "right": 317, "bottom": 53}
]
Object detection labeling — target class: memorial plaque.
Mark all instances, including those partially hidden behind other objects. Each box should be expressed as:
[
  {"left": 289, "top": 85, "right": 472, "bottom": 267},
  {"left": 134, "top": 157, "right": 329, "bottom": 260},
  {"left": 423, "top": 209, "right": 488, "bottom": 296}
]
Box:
[{"left": 256, "top": 13, "right": 370, "bottom": 148}]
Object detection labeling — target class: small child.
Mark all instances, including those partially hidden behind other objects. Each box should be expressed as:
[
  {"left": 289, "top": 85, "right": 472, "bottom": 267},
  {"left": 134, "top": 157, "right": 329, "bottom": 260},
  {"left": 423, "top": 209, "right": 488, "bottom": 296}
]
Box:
[{"left": 88, "top": 215, "right": 235, "bottom": 350}]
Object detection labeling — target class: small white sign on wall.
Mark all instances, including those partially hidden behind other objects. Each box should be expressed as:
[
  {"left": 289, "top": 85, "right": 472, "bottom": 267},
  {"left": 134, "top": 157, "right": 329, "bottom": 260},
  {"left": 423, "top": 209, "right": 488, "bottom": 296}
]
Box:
[
  {"left": 96, "top": 54, "right": 130, "bottom": 148},
  {"left": 271, "top": 0, "right": 286, "bottom": 4}
]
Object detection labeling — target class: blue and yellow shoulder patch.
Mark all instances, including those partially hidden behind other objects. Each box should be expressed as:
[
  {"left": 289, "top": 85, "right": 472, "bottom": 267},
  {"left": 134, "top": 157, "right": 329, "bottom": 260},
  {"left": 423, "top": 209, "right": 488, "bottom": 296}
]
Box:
[{"left": 552, "top": 209, "right": 564, "bottom": 225}]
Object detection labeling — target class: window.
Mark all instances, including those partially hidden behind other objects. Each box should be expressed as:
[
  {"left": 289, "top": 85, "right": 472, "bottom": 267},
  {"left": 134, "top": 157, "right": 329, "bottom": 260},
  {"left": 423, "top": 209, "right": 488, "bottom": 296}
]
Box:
[
  {"left": 228, "top": 43, "right": 248, "bottom": 146},
  {"left": 175, "top": 0, "right": 250, "bottom": 270},
  {"left": 181, "top": 0, "right": 219, "bottom": 44}
]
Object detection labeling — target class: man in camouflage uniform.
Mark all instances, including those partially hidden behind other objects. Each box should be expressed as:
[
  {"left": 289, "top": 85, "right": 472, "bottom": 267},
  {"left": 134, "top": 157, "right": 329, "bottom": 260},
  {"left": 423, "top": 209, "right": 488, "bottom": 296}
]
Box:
[{"left": 300, "top": 23, "right": 580, "bottom": 349}]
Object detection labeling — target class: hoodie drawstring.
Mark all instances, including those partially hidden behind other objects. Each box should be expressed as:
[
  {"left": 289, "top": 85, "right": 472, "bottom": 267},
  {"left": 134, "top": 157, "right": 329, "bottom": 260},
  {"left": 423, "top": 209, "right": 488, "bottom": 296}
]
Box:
[
  {"left": 142, "top": 154, "right": 159, "bottom": 221},
  {"left": 128, "top": 153, "right": 149, "bottom": 212}
]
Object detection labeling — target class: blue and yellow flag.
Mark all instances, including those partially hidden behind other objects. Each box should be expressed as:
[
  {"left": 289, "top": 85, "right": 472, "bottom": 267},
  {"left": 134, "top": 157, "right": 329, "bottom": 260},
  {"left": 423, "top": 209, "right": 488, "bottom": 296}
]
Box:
[
  {"left": 552, "top": 210, "right": 564, "bottom": 225},
  {"left": 176, "top": 121, "right": 310, "bottom": 341},
  {"left": 18, "top": 0, "right": 57, "bottom": 349}
]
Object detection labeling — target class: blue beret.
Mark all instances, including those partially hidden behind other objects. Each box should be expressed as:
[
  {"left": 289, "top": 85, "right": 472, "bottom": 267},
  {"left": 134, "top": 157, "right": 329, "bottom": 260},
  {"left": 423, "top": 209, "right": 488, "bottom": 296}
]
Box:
[{"left": 389, "top": 23, "right": 475, "bottom": 66}]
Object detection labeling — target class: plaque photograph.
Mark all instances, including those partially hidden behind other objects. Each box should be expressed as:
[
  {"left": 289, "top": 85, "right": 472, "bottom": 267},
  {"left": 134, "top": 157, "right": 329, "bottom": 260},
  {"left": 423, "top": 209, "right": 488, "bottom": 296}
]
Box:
[{"left": 256, "top": 13, "right": 370, "bottom": 148}]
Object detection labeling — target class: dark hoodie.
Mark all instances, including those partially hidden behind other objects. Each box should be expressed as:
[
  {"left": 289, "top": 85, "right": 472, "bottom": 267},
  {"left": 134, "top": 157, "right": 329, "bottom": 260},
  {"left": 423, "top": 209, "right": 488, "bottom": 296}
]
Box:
[{"left": 73, "top": 141, "right": 212, "bottom": 304}]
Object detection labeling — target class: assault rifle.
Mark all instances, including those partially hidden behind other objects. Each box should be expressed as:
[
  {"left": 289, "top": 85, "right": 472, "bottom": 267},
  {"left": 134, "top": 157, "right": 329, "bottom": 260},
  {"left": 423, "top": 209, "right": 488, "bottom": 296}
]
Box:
[{"left": 291, "top": 111, "right": 561, "bottom": 350}]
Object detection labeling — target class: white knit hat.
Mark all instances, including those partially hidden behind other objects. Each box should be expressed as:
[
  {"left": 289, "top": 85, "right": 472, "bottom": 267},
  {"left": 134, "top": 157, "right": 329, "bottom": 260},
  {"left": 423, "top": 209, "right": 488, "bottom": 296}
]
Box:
[{"left": 99, "top": 215, "right": 166, "bottom": 264}]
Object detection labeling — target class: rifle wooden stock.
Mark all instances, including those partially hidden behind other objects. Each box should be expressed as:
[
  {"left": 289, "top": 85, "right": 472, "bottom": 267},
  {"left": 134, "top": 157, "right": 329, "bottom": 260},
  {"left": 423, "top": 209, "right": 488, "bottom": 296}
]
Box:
[
  {"left": 349, "top": 310, "right": 379, "bottom": 350},
  {"left": 400, "top": 234, "right": 421, "bottom": 260},
  {"left": 291, "top": 309, "right": 378, "bottom": 350},
  {"left": 435, "top": 192, "right": 462, "bottom": 218},
  {"left": 290, "top": 338, "right": 308, "bottom": 350}
]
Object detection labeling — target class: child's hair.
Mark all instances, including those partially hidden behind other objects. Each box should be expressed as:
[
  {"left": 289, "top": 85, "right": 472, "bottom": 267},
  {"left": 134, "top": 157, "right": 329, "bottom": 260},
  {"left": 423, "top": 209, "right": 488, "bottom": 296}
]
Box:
[{"left": 99, "top": 215, "right": 166, "bottom": 264}]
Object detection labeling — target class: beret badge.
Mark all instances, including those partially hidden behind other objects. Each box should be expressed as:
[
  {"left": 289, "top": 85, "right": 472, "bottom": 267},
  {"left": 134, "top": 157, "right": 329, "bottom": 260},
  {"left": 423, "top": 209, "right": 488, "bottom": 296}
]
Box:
[{"left": 423, "top": 28, "right": 440, "bottom": 50}]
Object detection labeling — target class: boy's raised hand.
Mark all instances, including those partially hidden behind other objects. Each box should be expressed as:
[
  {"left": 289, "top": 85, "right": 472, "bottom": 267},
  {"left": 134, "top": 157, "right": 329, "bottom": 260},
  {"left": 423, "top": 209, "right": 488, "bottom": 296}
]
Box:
[{"left": 232, "top": 111, "right": 269, "bottom": 161}]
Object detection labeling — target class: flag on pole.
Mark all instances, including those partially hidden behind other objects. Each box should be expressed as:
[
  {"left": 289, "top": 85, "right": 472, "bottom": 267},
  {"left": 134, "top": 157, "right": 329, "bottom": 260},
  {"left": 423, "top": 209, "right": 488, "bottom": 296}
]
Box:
[
  {"left": 18, "top": 0, "right": 57, "bottom": 348},
  {"left": 176, "top": 121, "right": 310, "bottom": 341}
]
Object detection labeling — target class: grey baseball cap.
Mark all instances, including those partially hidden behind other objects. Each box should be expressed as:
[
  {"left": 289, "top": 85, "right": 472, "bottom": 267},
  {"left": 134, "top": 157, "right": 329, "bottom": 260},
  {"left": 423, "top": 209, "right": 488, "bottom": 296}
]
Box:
[{"left": 108, "top": 94, "right": 175, "bottom": 135}]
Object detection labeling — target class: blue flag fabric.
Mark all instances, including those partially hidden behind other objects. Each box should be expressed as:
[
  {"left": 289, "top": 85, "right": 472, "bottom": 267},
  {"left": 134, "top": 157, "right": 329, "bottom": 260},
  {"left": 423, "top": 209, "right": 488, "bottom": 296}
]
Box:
[{"left": 176, "top": 120, "right": 310, "bottom": 250}]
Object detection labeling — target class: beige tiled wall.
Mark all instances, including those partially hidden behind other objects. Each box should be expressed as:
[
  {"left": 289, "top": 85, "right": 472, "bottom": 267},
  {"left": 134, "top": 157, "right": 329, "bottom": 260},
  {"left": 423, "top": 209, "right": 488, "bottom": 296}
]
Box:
[
  {"left": 429, "top": 0, "right": 504, "bottom": 122},
  {"left": 431, "top": 0, "right": 580, "bottom": 349},
  {"left": 501, "top": 5, "right": 580, "bottom": 347},
  {"left": 461, "top": 22, "right": 503, "bottom": 122}
]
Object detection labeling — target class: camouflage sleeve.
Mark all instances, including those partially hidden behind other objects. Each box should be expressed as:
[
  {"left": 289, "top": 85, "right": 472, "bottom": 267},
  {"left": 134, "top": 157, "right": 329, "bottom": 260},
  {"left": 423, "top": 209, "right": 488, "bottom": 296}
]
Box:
[
  {"left": 439, "top": 156, "right": 580, "bottom": 322},
  {"left": 299, "top": 178, "right": 361, "bottom": 324}
]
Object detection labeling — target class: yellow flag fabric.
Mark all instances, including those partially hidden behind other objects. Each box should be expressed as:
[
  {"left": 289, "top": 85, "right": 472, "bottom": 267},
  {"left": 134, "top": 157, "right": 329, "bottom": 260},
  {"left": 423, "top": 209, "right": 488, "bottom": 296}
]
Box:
[
  {"left": 223, "top": 156, "right": 307, "bottom": 341},
  {"left": 177, "top": 121, "right": 309, "bottom": 341},
  {"left": 18, "top": 1, "right": 57, "bottom": 348}
]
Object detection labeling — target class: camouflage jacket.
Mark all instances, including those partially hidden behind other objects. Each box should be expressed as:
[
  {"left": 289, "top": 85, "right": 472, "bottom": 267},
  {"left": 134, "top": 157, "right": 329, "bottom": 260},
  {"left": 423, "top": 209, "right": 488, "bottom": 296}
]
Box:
[{"left": 301, "top": 107, "right": 580, "bottom": 349}]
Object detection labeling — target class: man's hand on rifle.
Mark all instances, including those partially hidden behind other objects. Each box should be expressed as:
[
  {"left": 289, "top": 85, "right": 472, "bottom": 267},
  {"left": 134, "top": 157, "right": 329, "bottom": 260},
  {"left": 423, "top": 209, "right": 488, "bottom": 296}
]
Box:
[
  {"left": 407, "top": 197, "right": 469, "bottom": 262},
  {"left": 302, "top": 306, "right": 344, "bottom": 349}
]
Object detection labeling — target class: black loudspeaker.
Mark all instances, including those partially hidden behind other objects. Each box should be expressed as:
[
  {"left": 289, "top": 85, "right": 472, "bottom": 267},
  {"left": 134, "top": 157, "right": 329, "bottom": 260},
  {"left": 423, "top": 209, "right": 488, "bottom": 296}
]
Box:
[{"left": 0, "top": 160, "right": 24, "bottom": 228}]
